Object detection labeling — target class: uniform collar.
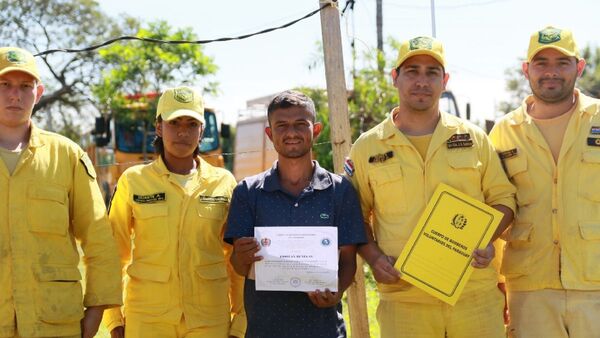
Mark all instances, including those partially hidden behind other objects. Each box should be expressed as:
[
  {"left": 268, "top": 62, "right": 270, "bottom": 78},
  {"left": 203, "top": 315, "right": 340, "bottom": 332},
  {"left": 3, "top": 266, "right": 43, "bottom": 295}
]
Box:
[
  {"left": 27, "top": 123, "right": 44, "bottom": 148},
  {"left": 261, "top": 160, "right": 332, "bottom": 192},
  {"left": 152, "top": 155, "right": 211, "bottom": 178},
  {"left": 509, "top": 89, "right": 597, "bottom": 126},
  {"left": 379, "top": 108, "right": 463, "bottom": 148}
]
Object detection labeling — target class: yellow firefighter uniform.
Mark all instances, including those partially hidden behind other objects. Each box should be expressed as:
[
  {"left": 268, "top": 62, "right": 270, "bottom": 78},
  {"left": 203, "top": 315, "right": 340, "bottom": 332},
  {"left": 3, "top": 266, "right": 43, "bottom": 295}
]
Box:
[
  {"left": 489, "top": 92, "right": 600, "bottom": 291},
  {"left": 103, "top": 156, "right": 246, "bottom": 338},
  {"left": 349, "top": 111, "right": 515, "bottom": 337},
  {"left": 0, "top": 125, "right": 122, "bottom": 337}
]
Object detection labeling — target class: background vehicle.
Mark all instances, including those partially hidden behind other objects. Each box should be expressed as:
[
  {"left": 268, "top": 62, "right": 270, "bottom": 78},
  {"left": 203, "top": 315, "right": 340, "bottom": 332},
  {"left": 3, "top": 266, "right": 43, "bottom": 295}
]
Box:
[
  {"left": 88, "top": 93, "right": 230, "bottom": 203},
  {"left": 232, "top": 90, "right": 471, "bottom": 181}
]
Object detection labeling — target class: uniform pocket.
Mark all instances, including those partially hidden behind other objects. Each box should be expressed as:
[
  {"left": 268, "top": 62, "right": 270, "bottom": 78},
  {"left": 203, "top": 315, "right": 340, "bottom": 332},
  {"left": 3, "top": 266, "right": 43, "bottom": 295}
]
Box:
[
  {"left": 34, "top": 265, "right": 84, "bottom": 324},
  {"left": 28, "top": 184, "right": 69, "bottom": 235},
  {"left": 197, "top": 202, "right": 226, "bottom": 221},
  {"left": 368, "top": 164, "right": 406, "bottom": 215},
  {"left": 579, "top": 151, "right": 600, "bottom": 202},
  {"left": 192, "top": 263, "right": 230, "bottom": 326},
  {"left": 503, "top": 156, "right": 535, "bottom": 207},
  {"left": 500, "top": 223, "right": 533, "bottom": 278},
  {"left": 447, "top": 151, "right": 482, "bottom": 197},
  {"left": 125, "top": 262, "right": 171, "bottom": 312},
  {"left": 132, "top": 204, "right": 169, "bottom": 248},
  {"left": 579, "top": 221, "right": 600, "bottom": 281}
]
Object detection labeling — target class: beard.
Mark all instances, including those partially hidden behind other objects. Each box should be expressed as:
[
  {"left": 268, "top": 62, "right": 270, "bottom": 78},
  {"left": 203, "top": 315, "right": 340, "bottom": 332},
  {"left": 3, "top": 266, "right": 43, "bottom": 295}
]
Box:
[{"left": 530, "top": 77, "right": 576, "bottom": 104}]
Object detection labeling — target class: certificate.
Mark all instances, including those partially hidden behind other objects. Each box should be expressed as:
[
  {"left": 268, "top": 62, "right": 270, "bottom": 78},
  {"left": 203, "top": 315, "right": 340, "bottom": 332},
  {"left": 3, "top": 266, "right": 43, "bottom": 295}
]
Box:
[
  {"left": 254, "top": 226, "right": 338, "bottom": 292},
  {"left": 394, "top": 183, "right": 502, "bottom": 305}
]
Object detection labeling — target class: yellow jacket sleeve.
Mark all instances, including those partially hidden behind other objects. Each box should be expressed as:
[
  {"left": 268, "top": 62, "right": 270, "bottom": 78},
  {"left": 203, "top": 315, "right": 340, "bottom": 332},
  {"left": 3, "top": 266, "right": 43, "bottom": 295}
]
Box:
[
  {"left": 224, "top": 242, "right": 247, "bottom": 337},
  {"left": 102, "top": 174, "right": 134, "bottom": 332},
  {"left": 71, "top": 152, "right": 122, "bottom": 308}
]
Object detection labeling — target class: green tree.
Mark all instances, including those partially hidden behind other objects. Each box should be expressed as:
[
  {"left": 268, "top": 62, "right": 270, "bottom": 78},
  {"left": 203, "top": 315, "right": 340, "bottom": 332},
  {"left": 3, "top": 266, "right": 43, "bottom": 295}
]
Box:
[
  {"left": 0, "top": 0, "right": 135, "bottom": 140},
  {"left": 498, "top": 44, "right": 600, "bottom": 114},
  {"left": 303, "top": 40, "right": 399, "bottom": 171},
  {"left": 93, "top": 20, "right": 218, "bottom": 126}
]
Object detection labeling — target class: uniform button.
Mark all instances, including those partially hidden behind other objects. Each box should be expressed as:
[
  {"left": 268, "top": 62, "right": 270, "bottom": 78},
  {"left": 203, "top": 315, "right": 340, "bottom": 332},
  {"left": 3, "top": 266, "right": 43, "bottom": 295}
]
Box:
[
  {"left": 553, "top": 240, "right": 559, "bottom": 245},
  {"left": 552, "top": 208, "right": 558, "bottom": 214},
  {"left": 553, "top": 178, "right": 558, "bottom": 184},
  {"left": 294, "top": 203, "right": 299, "bottom": 207}
]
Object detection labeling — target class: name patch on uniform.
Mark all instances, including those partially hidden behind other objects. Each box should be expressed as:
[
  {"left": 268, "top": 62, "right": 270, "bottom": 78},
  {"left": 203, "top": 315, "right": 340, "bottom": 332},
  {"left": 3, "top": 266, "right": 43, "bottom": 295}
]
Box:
[
  {"left": 199, "top": 195, "right": 229, "bottom": 203},
  {"left": 587, "top": 137, "right": 600, "bottom": 147},
  {"left": 344, "top": 157, "right": 355, "bottom": 177},
  {"left": 369, "top": 151, "right": 394, "bottom": 163},
  {"left": 499, "top": 148, "right": 518, "bottom": 160},
  {"left": 133, "top": 193, "right": 166, "bottom": 204},
  {"left": 591, "top": 126, "right": 600, "bottom": 135},
  {"left": 447, "top": 133, "right": 473, "bottom": 149}
]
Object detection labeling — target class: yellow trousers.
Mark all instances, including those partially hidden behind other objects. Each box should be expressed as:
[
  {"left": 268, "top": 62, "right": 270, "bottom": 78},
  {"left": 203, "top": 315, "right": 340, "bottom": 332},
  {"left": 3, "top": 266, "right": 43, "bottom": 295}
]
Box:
[
  {"left": 124, "top": 315, "right": 230, "bottom": 338},
  {"left": 378, "top": 286, "right": 505, "bottom": 338},
  {"left": 507, "top": 289, "right": 600, "bottom": 338}
]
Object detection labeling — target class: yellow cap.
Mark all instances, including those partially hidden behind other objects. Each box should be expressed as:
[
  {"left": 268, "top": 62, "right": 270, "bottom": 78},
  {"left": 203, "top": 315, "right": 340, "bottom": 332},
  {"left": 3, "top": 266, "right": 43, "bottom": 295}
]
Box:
[
  {"left": 156, "top": 86, "right": 205, "bottom": 124},
  {"left": 0, "top": 47, "right": 41, "bottom": 82},
  {"left": 527, "top": 26, "right": 579, "bottom": 62},
  {"left": 395, "top": 36, "right": 446, "bottom": 69}
]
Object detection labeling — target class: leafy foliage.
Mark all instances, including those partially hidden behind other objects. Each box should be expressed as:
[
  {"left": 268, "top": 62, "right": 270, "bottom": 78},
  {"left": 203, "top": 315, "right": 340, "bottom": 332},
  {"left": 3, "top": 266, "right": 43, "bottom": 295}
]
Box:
[
  {"left": 92, "top": 20, "right": 218, "bottom": 126},
  {"left": 0, "top": 0, "right": 134, "bottom": 139}
]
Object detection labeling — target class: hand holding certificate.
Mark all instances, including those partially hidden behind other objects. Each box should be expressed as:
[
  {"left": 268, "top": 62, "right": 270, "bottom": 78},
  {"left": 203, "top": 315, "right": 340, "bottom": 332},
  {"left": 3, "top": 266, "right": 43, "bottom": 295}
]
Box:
[
  {"left": 394, "top": 183, "right": 502, "bottom": 305},
  {"left": 254, "top": 226, "right": 338, "bottom": 292}
]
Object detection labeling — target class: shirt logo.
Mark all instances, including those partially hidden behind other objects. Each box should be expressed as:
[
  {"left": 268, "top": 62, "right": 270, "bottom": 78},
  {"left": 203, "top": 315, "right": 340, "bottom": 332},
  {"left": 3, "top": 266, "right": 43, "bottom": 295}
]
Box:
[
  {"left": 133, "top": 193, "right": 166, "bottom": 204},
  {"left": 447, "top": 133, "right": 473, "bottom": 149},
  {"left": 369, "top": 151, "right": 394, "bottom": 163},
  {"left": 499, "top": 148, "right": 518, "bottom": 160},
  {"left": 198, "top": 195, "right": 229, "bottom": 203},
  {"left": 320, "top": 213, "right": 330, "bottom": 220}
]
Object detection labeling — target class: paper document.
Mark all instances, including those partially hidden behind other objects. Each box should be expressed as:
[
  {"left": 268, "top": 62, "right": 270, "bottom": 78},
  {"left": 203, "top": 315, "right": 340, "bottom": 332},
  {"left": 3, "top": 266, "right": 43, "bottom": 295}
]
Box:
[{"left": 254, "top": 226, "right": 338, "bottom": 292}]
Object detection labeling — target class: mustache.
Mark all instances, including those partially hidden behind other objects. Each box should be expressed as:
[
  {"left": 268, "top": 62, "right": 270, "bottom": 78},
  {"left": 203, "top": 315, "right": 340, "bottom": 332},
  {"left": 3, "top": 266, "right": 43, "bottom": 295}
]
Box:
[
  {"left": 539, "top": 77, "right": 564, "bottom": 84},
  {"left": 410, "top": 89, "right": 433, "bottom": 95}
]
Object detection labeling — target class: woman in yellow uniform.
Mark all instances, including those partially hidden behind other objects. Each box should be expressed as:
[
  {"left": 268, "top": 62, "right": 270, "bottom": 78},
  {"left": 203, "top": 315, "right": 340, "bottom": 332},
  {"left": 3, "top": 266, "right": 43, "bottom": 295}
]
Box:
[{"left": 103, "top": 86, "right": 245, "bottom": 338}]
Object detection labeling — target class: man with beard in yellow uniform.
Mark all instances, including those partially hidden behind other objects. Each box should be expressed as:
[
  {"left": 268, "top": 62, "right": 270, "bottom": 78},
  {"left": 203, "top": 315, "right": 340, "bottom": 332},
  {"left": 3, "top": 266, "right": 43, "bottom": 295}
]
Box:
[
  {"left": 0, "top": 46, "right": 121, "bottom": 338},
  {"left": 490, "top": 26, "right": 600, "bottom": 338},
  {"left": 347, "top": 36, "right": 515, "bottom": 338},
  {"left": 104, "top": 86, "right": 245, "bottom": 338}
]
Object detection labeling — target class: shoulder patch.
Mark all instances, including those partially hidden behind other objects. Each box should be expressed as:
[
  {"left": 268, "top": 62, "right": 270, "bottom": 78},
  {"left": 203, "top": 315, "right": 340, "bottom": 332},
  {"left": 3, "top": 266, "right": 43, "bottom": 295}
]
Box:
[
  {"left": 499, "top": 148, "right": 518, "bottom": 160},
  {"left": 133, "top": 193, "right": 166, "bottom": 204},
  {"left": 369, "top": 151, "right": 394, "bottom": 163},
  {"left": 344, "top": 157, "right": 355, "bottom": 177},
  {"left": 199, "top": 195, "right": 229, "bottom": 203},
  {"left": 79, "top": 153, "right": 96, "bottom": 179}
]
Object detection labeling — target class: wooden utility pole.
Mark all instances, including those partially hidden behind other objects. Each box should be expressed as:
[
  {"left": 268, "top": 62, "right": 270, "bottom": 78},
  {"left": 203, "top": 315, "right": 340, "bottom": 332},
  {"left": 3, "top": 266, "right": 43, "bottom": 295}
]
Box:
[
  {"left": 376, "top": 0, "right": 384, "bottom": 73},
  {"left": 319, "top": 1, "right": 370, "bottom": 337}
]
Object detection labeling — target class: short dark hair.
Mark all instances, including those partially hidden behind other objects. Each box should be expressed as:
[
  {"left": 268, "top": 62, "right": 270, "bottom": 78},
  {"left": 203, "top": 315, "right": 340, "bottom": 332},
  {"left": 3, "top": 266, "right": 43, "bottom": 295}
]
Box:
[
  {"left": 266, "top": 90, "right": 317, "bottom": 124},
  {"left": 152, "top": 116, "right": 201, "bottom": 157}
]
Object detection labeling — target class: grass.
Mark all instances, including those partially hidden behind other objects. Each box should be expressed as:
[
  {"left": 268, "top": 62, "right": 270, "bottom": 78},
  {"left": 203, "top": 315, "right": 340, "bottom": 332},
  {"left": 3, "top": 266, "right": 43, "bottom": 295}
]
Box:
[{"left": 343, "top": 264, "right": 380, "bottom": 338}]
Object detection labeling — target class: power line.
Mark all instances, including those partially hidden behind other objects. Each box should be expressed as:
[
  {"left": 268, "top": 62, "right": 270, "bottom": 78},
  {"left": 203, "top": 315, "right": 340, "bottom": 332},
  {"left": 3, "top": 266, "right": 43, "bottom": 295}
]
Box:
[{"left": 35, "top": 2, "right": 334, "bottom": 57}]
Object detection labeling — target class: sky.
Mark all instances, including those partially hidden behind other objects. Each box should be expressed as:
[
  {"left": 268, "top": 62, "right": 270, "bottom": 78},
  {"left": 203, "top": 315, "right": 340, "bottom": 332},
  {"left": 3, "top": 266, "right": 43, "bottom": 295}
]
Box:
[{"left": 96, "top": 0, "right": 599, "bottom": 124}]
